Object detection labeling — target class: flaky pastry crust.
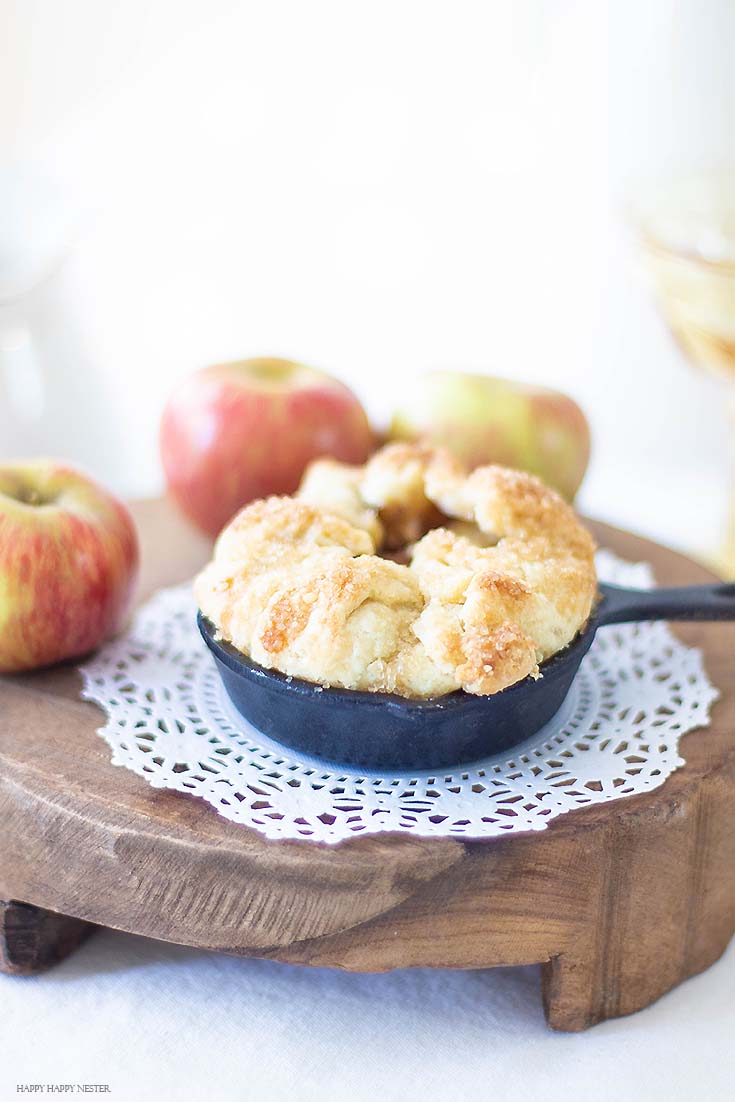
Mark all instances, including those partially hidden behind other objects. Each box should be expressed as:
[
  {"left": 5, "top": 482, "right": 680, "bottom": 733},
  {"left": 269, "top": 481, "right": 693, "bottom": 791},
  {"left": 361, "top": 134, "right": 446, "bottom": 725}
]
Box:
[{"left": 195, "top": 444, "right": 597, "bottom": 699}]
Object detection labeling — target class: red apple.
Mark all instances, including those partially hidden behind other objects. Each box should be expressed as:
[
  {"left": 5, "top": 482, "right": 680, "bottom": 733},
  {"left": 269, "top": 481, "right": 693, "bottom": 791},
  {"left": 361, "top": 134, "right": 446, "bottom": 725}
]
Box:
[
  {"left": 0, "top": 461, "right": 139, "bottom": 673},
  {"left": 160, "top": 357, "right": 375, "bottom": 536}
]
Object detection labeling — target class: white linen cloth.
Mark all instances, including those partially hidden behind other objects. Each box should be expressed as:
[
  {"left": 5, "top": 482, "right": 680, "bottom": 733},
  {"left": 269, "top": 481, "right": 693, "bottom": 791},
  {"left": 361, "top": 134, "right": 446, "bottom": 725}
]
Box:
[{"left": 1, "top": 929, "right": 733, "bottom": 1101}]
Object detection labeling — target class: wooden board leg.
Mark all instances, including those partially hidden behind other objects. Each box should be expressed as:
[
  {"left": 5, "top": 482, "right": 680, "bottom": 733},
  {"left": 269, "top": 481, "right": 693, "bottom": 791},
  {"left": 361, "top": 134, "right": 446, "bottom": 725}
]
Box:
[
  {"left": 541, "top": 948, "right": 623, "bottom": 1032},
  {"left": 0, "top": 900, "right": 93, "bottom": 975},
  {"left": 541, "top": 774, "right": 735, "bottom": 1031},
  {"left": 541, "top": 932, "right": 735, "bottom": 1032}
]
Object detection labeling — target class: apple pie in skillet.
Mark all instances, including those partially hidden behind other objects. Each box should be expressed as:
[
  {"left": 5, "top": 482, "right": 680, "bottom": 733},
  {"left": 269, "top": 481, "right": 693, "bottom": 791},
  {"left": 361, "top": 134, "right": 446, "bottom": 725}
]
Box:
[
  {"left": 197, "top": 443, "right": 735, "bottom": 768},
  {"left": 196, "top": 443, "right": 598, "bottom": 700},
  {"left": 196, "top": 444, "right": 609, "bottom": 766}
]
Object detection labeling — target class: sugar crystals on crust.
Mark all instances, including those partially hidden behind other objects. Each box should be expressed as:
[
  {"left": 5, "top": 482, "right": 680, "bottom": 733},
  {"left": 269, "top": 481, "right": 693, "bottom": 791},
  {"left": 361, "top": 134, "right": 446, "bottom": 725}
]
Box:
[{"left": 195, "top": 444, "right": 598, "bottom": 698}]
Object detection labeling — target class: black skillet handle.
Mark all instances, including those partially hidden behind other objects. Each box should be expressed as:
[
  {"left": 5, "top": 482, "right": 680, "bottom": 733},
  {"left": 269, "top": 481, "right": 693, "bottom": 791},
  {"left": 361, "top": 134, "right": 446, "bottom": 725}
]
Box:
[{"left": 598, "top": 581, "right": 735, "bottom": 626}]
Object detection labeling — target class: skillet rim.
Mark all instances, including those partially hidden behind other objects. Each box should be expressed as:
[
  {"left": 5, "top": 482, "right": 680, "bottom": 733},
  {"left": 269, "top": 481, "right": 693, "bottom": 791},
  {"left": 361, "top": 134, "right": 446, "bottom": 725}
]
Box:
[{"left": 197, "top": 604, "right": 602, "bottom": 713}]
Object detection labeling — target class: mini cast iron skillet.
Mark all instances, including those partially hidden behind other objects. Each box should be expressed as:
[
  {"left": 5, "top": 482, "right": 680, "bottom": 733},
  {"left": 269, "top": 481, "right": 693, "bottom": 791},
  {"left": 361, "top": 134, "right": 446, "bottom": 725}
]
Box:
[{"left": 198, "top": 581, "right": 735, "bottom": 771}]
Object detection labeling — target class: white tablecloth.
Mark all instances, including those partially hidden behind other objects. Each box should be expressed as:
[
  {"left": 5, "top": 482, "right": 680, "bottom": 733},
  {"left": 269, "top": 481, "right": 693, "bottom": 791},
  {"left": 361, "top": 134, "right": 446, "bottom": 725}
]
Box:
[{"left": 1, "top": 927, "right": 733, "bottom": 1101}]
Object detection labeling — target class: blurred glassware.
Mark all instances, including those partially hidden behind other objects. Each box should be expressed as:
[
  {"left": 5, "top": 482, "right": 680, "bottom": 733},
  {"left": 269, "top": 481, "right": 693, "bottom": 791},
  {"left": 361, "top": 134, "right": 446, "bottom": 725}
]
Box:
[
  {"left": 630, "top": 170, "right": 735, "bottom": 578},
  {"left": 0, "top": 161, "right": 123, "bottom": 485},
  {"left": 0, "top": 162, "right": 77, "bottom": 455}
]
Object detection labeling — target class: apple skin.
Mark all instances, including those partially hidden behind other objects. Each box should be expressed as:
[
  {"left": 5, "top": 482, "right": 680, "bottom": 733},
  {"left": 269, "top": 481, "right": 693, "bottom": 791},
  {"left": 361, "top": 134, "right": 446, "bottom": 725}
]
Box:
[
  {"left": 160, "top": 358, "right": 375, "bottom": 537},
  {"left": 0, "top": 462, "right": 139, "bottom": 673},
  {"left": 389, "top": 371, "right": 591, "bottom": 501}
]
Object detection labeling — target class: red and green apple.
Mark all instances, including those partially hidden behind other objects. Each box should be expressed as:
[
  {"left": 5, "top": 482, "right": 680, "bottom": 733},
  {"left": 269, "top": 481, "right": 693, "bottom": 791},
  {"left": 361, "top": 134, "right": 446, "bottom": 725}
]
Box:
[
  {"left": 389, "top": 371, "right": 591, "bottom": 501},
  {"left": 160, "top": 357, "right": 375, "bottom": 537},
  {"left": 0, "top": 461, "right": 139, "bottom": 673}
]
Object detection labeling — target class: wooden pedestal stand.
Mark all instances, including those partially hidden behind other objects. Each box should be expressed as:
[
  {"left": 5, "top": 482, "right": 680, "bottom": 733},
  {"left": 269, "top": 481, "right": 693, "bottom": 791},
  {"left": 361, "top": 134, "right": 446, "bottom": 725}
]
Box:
[{"left": 1, "top": 500, "right": 733, "bottom": 1030}]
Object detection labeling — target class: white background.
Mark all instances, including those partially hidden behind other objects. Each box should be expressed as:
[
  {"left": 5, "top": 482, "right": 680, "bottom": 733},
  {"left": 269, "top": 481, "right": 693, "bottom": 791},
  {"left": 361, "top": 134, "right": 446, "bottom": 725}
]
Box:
[
  {"left": 1, "top": 930, "right": 733, "bottom": 1102},
  {"left": 2, "top": 3, "right": 735, "bottom": 1100},
  {"left": 1, "top": 0, "right": 734, "bottom": 557}
]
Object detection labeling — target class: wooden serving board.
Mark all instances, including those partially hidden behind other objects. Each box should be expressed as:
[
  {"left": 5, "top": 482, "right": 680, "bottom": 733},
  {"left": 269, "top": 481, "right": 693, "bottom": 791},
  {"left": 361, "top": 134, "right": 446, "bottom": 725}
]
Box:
[{"left": 1, "top": 499, "right": 733, "bottom": 1031}]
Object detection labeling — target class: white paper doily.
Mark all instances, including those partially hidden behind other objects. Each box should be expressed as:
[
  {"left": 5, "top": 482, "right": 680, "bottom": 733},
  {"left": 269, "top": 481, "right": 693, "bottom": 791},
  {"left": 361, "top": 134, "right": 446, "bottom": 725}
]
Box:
[{"left": 80, "top": 551, "right": 719, "bottom": 843}]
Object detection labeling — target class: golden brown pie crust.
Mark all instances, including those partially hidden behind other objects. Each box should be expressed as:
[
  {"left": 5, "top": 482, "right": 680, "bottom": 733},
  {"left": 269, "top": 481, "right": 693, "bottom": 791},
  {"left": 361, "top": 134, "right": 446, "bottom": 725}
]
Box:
[{"left": 194, "top": 444, "right": 597, "bottom": 699}]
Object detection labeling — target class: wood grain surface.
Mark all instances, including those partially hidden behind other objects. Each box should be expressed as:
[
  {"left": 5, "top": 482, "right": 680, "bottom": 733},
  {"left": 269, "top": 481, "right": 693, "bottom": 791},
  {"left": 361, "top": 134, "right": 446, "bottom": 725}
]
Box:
[{"left": 0, "top": 496, "right": 733, "bottom": 1030}]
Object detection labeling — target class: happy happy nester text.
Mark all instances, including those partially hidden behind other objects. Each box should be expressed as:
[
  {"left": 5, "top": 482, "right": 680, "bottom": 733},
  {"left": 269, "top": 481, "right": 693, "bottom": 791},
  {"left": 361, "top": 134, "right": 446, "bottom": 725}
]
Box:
[{"left": 16, "top": 1087, "right": 110, "bottom": 1094}]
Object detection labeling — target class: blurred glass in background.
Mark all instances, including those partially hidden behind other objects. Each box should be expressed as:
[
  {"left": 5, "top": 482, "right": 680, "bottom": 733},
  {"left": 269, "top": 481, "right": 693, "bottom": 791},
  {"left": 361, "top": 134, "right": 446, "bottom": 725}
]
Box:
[{"left": 632, "top": 171, "right": 735, "bottom": 576}]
